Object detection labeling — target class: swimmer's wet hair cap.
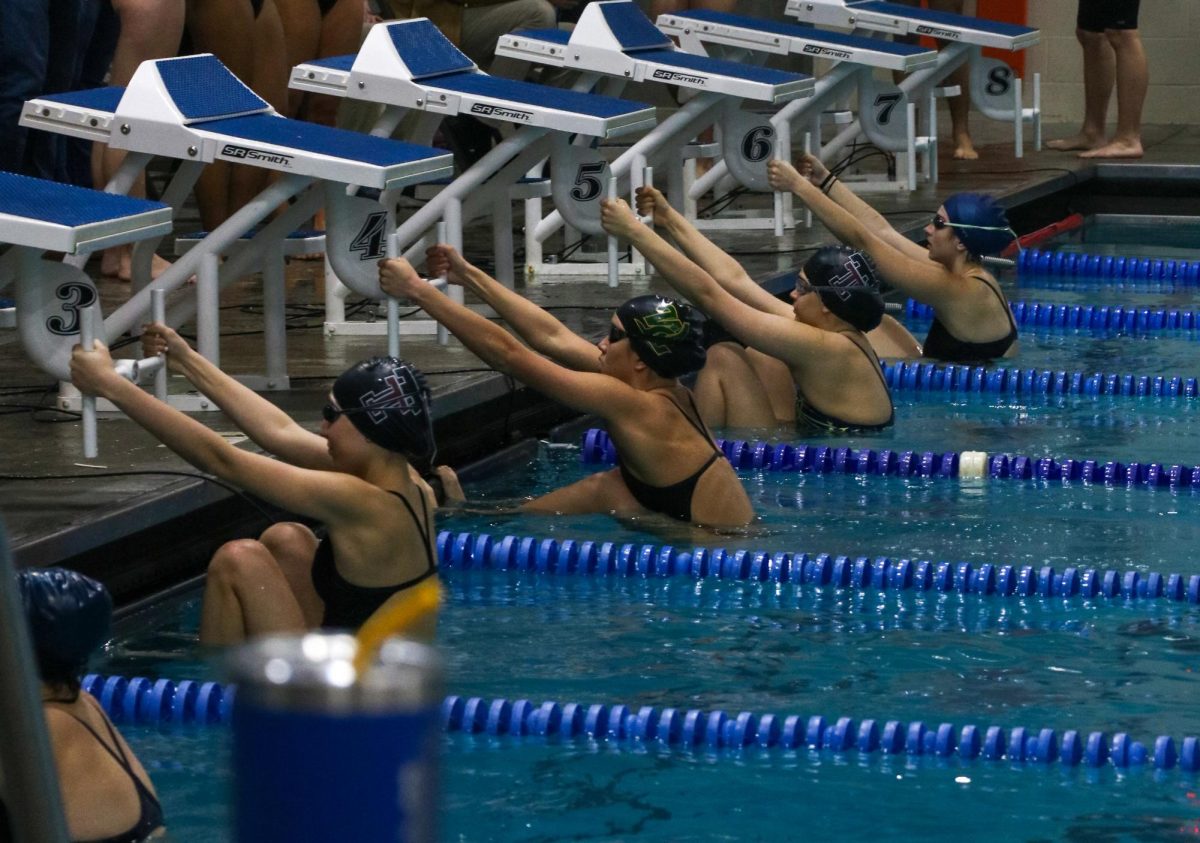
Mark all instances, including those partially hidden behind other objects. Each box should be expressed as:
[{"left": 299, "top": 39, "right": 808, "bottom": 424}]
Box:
[
  {"left": 943, "top": 193, "right": 1015, "bottom": 258},
  {"left": 332, "top": 357, "right": 435, "bottom": 464},
  {"left": 806, "top": 246, "right": 886, "bottom": 331},
  {"left": 614, "top": 295, "right": 706, "bottom": 379},
  {"left": 18, "top": 567, "right": 112, "bottom": 679}
]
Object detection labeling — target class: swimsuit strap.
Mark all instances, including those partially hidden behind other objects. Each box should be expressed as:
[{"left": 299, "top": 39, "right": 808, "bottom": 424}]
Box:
[
  {"left": 837, "top": 329, "right": 895, "bottom": 411},
  {"left": 59, "top": 696, "right": 159, "bottom": 805},
  {"left": 662, "top": 389, "right": 723, "bottom": 457},
  {"left": 967, "top": 273, "right": 1018, "bottom": 332},
  {"left": 386, "top": 489, "right": 438, "bottom": 587}
]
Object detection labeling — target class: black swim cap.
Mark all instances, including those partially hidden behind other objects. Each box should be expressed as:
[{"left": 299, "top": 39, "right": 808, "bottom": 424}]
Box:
[
  {"left": 332, "top": 357, "right": 435, "bottom": 465},
  {"left": 18, "top": 567, "right": 112, "bottom": 682},
  {"left": 805, "top": 246, "right": 885, "bottom": 331},
  {"left": 943, "top": 193, "right": 1015, "bottom": 258},
  {"left": 614, "top": 295, "right": 706, "bottom": 379}
]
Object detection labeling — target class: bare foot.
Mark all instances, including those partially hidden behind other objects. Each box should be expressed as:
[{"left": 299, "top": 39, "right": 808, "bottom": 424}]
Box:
[
  {"left": 100, "top": 246, "right": 174, "bottom": 282},
  {"left": 952, "top": 136, "right": 979, "bottom": 160},
  {"left": 1079, "top": 139, "right": 1143, "bottom": 159},
  {"left": 1046, "top": 133, "right": 1103, "bottom": 152}
]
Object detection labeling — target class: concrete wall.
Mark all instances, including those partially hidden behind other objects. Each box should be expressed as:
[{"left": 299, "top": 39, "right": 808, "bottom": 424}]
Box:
[{"left": 1026, "top": 1, "right": 1200, "bottom": 125}]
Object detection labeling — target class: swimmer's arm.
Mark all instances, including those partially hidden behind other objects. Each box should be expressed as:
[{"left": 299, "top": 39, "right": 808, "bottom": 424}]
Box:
[
  {"left": 769, "top": 169, "right": 959, "bottom": 305},
  {"left": 649, "top": 193, "right": 784, "bottom": 315},
  {"left": 401, "top": 279, "right": 645, "bottom": 420},
  {"left": 821, "top": 180, "right": 932, "bottom": 263},
  {"left": 143, "top": 323, "right": 333, "bottom": 470},
  {"left": 448, "top": 256, "right": 601, "bottom": 372}
]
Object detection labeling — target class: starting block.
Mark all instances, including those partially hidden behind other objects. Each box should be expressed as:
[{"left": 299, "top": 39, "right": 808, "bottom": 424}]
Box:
[
  {"left": 786, "top": 0, "right": 1042, "bottom": 161},
  {"left": 0, "top": 170, "right": 174, "bottom": 457},
  {"left": 657, "top": 9, "right": 940, "bottom": 217},
  {"left": 291, "top": 17, "right": 657, "bottom": 320},
  {"left": 497, "top": 1, "right": 813, "bottom": 275},
  {"left": 21, "top": 53, "right": 452, "bottom": 395}
]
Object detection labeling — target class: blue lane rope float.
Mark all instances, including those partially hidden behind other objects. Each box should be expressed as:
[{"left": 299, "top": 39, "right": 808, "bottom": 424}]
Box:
[
  {"left": 880, "top": 361, "right": 1199, "bottom": 399},
  {"left": 904, "top": 298, "right": 1200, "bottom": 337},
  {"left": 1016, "top": 249, "right": 1200, "bottom": 287},
  {"left": 79, "top": 673, "right": 1200, "bottom": 773},
  {"left": 432, "top": 528, "right": 1200, "bottom": 605},
  {"left": 579, "top": 428, "right": 1200, "bottom": 492}
]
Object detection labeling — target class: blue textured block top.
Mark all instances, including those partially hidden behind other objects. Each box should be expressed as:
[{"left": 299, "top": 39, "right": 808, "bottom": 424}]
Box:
[
  {"left": 636, "top": 49, "right": 809, "bottom": 85},
  {"left": 388, "top": 20, "right": 476, "bottom": 78},
  {"left": 0, "top": 171, "right": 166, "bottom": 227},
  {"left": 35, "top": 86, "right": 125, "bottom": 114},
  {"left": 599, "top": 2, "right": 673, "bottom": 51},
  {"left": 157, "top": 55, "right": 270, "bottom": 121}
]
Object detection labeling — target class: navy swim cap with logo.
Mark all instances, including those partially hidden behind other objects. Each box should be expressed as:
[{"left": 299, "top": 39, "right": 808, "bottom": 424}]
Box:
[
  {"left": 614, "top": 295, "right": 706, "bottom": 379},
  {"left": 332, "top": 357, "right": 435, "bottom": 465},
  {"left": 943, "top": 193, "right": 1015, "bottom": 258},
  {"left": 805, "top": 246, "right": 886, "bottom": 332},
  {"left": 18, "top": 567, "right": 112, "bottom": 679}
]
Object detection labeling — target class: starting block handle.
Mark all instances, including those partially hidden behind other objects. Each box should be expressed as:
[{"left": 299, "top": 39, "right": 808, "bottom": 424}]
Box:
[
  {"left": 639, "top": 166, "right": 654, "bottom": 226},
  {"left": 432, "top": 222, "right": 449, "bottom": 293},
  {"left": 150, "top": 289, "right": 167, "bottom": 401},
  {"left": 79, "top": 306, "right": 98, "bottom": 459},
  {"left": 606, "top": 177, "right": 619, "bottom": 289},
  {"left": 386, "top": 229, "right": 401, "bottom": 359}
]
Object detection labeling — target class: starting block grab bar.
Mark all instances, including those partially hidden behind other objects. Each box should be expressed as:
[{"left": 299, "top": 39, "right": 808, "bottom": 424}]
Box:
[{"left": 0, "top": 171, "right": 174, "bottom": 457}]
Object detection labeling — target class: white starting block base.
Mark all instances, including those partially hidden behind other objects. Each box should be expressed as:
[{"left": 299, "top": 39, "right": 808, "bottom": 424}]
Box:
[
  {"left": 323, "top": 302, "right": 500, "bottom": 337},
  {"left": 0, "top": 304, "right": 14, "bottom": 329},
  {"left": 57, "top": 381, "right": 225, "bottom": 414}
]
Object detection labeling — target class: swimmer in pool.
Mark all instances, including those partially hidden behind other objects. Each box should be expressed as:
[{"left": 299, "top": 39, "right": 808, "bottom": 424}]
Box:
[
  {"left": 600, "top": 189, "right": 893, "bottom": 434},
  {"left": 378, "top": 248, "right": 755, "bottom": 529},
  {"left": 5, "top": 568, "right": 165, "bottom": 842},
  {"left": 70, "top": 327, "right": 440, "bottom": 643},
  {"left": 768, "top": 156, "right": 1020, "bottom": 365}
]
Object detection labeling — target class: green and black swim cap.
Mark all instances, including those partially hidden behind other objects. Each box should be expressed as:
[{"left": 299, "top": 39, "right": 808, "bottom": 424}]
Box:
[
  {"left": 332, "top": 357, "right": 435, "bottom": 465},
  {"left": 805, "top": 246, "right": 886, "bottom": 332},
  {"left": 614, "top": 294, "right": 706, "bottom": 379}
]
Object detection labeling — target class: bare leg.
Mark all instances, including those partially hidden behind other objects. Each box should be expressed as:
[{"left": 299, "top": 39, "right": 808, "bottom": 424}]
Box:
[
  {"left": 692, "top": 342, "right": 777, "bottom": 429},
  {"left": 866, "top": 314, "right": 923, "bottom": 359},
  {"left": 1080, "top": 27, "right": 1146, "bottom": 159},
  {"left": 743, "top": 348, "right": 795, "bottom": 424},
  {"left": 524, "top": 467, "right": 645, "bottom": 516},
  {"left": 1047, "top": 29, "right": 1112, "bottom": 151},
  {"left": 199, "top": 538, "right": 309, "bottom": 645},
  {"left": 258, "top": 522, "right": 325, "bottom": 627},
  {"left": 926, "top": 0, "right": 975, "bottom": 159},
  {"left": 95, "top": 0, "right": 184, "bottom": 280},
  {"left": 271, "top": 0, "right": 321, "bottom": 117},
  {"left": 229, "top": 0, "right": 290, "bottom": 216}
]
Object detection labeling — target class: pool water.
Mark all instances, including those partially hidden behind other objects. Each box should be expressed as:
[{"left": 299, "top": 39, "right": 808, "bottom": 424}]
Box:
[{"left": 97, "top": 216, "right": 1200, "bottom": 841}]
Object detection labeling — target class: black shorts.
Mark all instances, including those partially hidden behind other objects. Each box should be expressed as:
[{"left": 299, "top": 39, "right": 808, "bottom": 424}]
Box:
[{"left": 1077, "top": 0, "right": 1140, "bottom": 32}]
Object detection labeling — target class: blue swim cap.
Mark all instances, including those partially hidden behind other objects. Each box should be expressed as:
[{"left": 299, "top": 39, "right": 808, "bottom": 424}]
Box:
[
  {"left": 805, "top": 246, "right": 885, "bottom": 332},
  {"left": 332, "top": 357, "right": 435, "bottom": 465},
  {"left": 18, "top": 567, "right": 112, "bottom": 682},
  {"left": 943, "top": 193, "right": 1015, "bottom": 258},
  {"left": 615, "top": 295, "right": 706, "bottom": 379}
]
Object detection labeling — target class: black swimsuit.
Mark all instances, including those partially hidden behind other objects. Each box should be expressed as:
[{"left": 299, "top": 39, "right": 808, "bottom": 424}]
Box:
[
  {"left": 616, "top": 392, "right": 724, "bottom": 523},
  {"left": 795, "top": 330, "right": 894, "bottom": 433},
  {"left": 922, "top": 274, "right": 1018, "bottom": 363},
  {"left": 310, "top": 490, "right": 437, "bottom": 629},
  {"left": 61, "top": 697, "right": 164, "bottom": 843}
]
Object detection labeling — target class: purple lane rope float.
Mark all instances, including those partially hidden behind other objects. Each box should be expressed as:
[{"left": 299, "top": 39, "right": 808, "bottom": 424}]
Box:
[
  {"left": 579, "top": 428, "right": 1200, "bottom": 491},
  {"left": 79, "top": 673, "right": 1200, "bottom": 773}
]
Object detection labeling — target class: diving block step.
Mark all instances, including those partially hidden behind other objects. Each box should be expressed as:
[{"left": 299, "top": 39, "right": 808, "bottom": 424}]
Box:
[
  {"left": 175, "top": 228, "right": 325, "bottom": 256},
  {"left": 499, "top": 1, "right": 814, "bottom": 104},
  {"left": 292, "top": 19, "right": 656, "bottom": 139},
  {"left": 785, "top": 0, "right": 1040, "bottom": 51},
  {"left": 23, "top": 53, "right": 454, "bottom": 191},
  {"left": 657, "top": 9, "right": 939, "bottom": 73},
  {"left": 0, "top": 170, "right": 173, "bottom": 254}
]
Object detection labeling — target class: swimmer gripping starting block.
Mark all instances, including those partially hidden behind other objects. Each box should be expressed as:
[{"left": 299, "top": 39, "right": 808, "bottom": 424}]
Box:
[
  {"left": 786, "top": 0, "right": 1042, "bottom": 160},
  {"left": 0, "top": 171, "right": 173, "bottom": 457},
  {"left": 20, "top": 54, "right": 452, "bottom": 401},
  {"left": 497, "top": 1, "right": 813, "bottom": 274},
  {"left": 289, "top": 18, "right": 655, "bottom": 327},
  {"left": 656, "top": 10, "right": 940, "bottom": 218}
]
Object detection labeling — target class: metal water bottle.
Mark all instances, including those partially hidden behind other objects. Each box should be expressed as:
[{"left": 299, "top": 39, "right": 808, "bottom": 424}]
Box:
[{"left": 229, "top": 633, "right": 442, "bottom": 842}]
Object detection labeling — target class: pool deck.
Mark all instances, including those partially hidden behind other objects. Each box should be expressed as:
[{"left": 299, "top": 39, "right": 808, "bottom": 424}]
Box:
[{"left": 2, "top": 121, "right": 1197, "bottom": 601}]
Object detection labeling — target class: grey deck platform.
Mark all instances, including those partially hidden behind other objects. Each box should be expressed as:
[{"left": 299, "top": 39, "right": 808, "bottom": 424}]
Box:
[{"left": 2, "top": 120, "right": 1196, "bottom": 602}]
